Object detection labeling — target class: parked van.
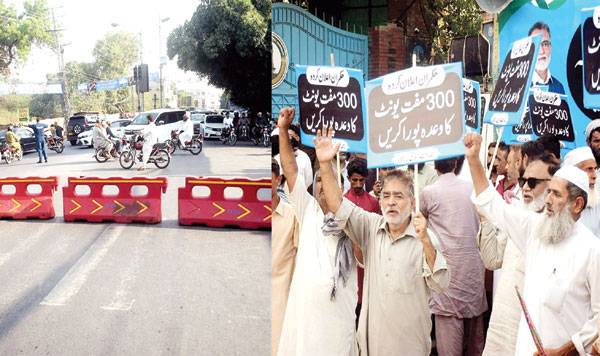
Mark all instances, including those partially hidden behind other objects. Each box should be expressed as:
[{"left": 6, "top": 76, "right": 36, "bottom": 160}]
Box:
[{"left": 125, "top": 109, "right": 186, "bottom": 143}]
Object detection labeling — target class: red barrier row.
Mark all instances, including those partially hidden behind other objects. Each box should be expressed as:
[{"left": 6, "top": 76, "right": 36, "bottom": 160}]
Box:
[
  {"left": 178, "top": 177, "right": 271, "bottom": 230},
  {"left": 0, "top": 177, "right": 58, "bottom": 219},
  {"left": 62, "top": 177, "right": 167, "bottom": 224}
]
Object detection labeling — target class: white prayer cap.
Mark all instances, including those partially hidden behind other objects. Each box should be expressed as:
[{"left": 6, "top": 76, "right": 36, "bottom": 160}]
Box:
[
  {"left": 554, "top": 165, "right": 590, "bottom": 195},
  {"left": 585, "top": 119, "right": 600, "bottom": 143},
  {"left": 563, "top": 146, "right": 595, "bottom": 167}
]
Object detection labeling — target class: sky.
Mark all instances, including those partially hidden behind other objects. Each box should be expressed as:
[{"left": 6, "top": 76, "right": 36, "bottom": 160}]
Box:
[{"left": 7, "top": 0, "right": 221, "bottom": 95}]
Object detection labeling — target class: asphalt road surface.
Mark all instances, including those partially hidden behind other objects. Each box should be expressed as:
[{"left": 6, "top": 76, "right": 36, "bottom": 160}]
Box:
[{"left": 0, "top": 139, "right": 271, "bottom": 355}]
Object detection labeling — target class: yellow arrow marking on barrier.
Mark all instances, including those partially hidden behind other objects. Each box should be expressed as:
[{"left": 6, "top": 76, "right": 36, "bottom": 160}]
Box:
[
  {"left": 9, "top": 199, "right": 22, "bottom": 213},
  {"left": 69, "top": 199, "right": 82, "bottom": 214},
  {"left": 136, "top": 201, "right": 148, "bottom": 215},
  {"left": 114, "top": 200, "right": 125, "bottom": 214},
  {"left": 262, "top": 205, "right": 272, "bottom": 222},
  {"left": 91, "top": 199, "right": 103, "bottom": 215},
  {"left": 212, "top": 202, "right": 225, "bottom": 217},
  {"left": 236, "top": 204, "right": 251, "bottom": 220},
  {"left": 30, "top": 198, "right": 42, "bottom": 212}
]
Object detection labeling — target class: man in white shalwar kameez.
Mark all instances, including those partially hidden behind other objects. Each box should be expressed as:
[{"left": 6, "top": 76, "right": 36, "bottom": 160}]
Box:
[
  {"left": 276, "top": 108, "right": 357, "bottom": 356},
  {"left": 465, "top": 133, "right": 600, "bottom": 356},
  {"left": 563, "top": 146, "right": 599, "bottom": 237}
]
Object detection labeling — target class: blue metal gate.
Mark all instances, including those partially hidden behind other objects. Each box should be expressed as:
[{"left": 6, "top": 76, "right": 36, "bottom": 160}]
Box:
[{"left": 271, "top": 3, "right": 369, "bottom": 120}]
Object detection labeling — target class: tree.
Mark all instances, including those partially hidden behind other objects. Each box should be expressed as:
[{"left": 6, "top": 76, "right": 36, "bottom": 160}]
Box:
[
  {"left": 420, "top": 0, "right": 482, "bottom": 64},
  {"left": 29, "top": 93, "right": 61, "bottom": 117},
  {"left": 93, "top": 31, "right": 139, "bottom": 79},
  {"left": 0, "top": 0, "right": 54, "bottom": 76},
  {"left": 167, "top": 0, "right": 271, "bottom": 113},
  {"left": 64, "top": 31, "right": 140, "bottom": 114}
]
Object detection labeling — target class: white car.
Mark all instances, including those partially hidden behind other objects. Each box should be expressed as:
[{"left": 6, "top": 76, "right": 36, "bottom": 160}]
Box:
[
  {"left": 124, "top": 109, "right": 187, "bottom": 143},
  {"left": 199, "top": 114, "right": 225, "bottom": 139},
  {"left": 77, "top": 119, "right": 131, "bottom": 147}
]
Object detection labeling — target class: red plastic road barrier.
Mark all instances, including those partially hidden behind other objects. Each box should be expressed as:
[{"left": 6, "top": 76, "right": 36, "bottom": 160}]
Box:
[
  {"left": 178, "top": 177, "right": 271, "bottom": 229},
  {"left": 63, "top": 176, "right": 167, "bottom": 224},
  {"left": 0, "top": 177, "right": 58, "bottom": 219}
]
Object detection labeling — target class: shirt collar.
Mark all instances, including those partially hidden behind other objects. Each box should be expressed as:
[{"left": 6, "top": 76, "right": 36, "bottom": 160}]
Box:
[
  {"left": 532, "top": 69, "right": 553, "bottom": 86},
  {"left": 436, "top": 172, "right": 455, "bottom": 182}
]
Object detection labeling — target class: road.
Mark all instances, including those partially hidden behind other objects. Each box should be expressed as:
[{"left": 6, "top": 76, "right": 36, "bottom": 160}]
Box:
[{"left": 0, "top": 139, "right": 271, "bottom": 356}]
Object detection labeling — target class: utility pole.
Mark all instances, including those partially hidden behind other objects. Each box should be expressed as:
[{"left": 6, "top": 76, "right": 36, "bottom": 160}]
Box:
[
  {"left": 51, "top": 8, "right": 70, "bottom": 125},
  {"left": 158, "top": 16, "right": 170, "bottom": 109}
]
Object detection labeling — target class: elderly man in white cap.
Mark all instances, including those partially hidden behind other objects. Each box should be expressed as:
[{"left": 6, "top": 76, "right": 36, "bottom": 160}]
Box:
[
  {"left": 586, "top": 119, "right": 600, "bottom": 168},
  {"left": 464, "top": 133, "right": 600, "bottom": 356},
  {"left": 563, "top": 146, "right": 599, "bottom": 236}
]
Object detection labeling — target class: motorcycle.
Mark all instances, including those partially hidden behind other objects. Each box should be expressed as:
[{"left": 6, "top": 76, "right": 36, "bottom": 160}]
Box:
[
  {"left": 118, "top": 134, "right": 171, "bottom": 170},
  {"left": 165, "top": 130, "right": 202, "bottom": 155},
  {"left": 257, "top": 125, "right": 271, "bottom": 147},
  {"left": 93, "top": 138, "right": 121, "bottom": 163},
  {"left": 45, "top": 135, "right": 65, "bottom": 154},
  {"left": 0, "top": 142, "right": 14, "bottom": 164},
  {"left": 220, "top": 124, "right": 237, "bottom": 146}
]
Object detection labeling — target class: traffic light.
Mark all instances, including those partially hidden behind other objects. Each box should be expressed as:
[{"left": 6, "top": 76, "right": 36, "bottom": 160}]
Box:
[
  {"left": 137, "top": 64, "right": 149, "bottom": 93},
  {"left": 133, "top": 66, "right": 139, "bottom": 83}
]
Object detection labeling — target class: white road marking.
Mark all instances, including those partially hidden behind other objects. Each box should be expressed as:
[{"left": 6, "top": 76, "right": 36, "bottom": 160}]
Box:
[
  {"left": 40, "top": 225, "right": 123, "bottom": 307},
  {"left": 100, "top": 232, "right": 142, "bottom": 312}
]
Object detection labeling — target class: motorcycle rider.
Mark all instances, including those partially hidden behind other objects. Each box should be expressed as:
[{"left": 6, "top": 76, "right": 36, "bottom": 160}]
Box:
[
  {"left": 53, "top": 121, "right": 64, "bottom": 139},
  {"left": 178, "top": 113, "right": 194, "bottom": 147},
  {"left": 239, "top": 112, "right": 251, "bottom": 138},
  {"left": 139, "top": 114, "right": 158, "bottom": 171},
  {"left": 93, "top": 121, "right": 114, "bottom": 158},
  {"left": 5, "top": 126, "right": 22, "bottom": 156},
  {"left": 102, "top": 120, "right": 121, "bottom": 154},
  {"left": 254, "top": 111, "right": 269, "bottom": 141}
]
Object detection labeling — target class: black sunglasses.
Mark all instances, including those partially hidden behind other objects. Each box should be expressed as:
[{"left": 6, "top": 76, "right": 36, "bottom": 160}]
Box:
[{"left": 518, "top": 177, "right": 550, "bottom": 189}]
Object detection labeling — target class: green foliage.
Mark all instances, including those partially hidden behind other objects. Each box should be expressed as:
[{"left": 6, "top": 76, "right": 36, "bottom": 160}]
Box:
[
  {"left": 65, "top": 31, "right": 140, "bottom": 114},
  {"left": 93, "top": 31, "right": 139, "bottom": 79},
  {"left": 421, "top": 0, "right": 483, "bottom": 63},
  {"left": 29, "top": 93, "right": 61, "bottom": 117},
  {"left": 167, "top": 0, "right": 271, "bottom": 113},
  {"left": 0, "top": 0, "right": 54, "bottom": 75}
]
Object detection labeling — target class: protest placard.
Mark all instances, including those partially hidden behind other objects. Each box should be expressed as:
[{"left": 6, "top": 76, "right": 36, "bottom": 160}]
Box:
[
  {"left": 463, "top": 79, "right": 481, "bottom": 133},
  {"left": 484, "top": 35, "right": 541, "bottom": 126},
  {"left": 365, "top": 62, "right": 465, "bottom": 168},
  {"left": 296, "top": 65, "right": 367, "bottom": 153},
  {"left": 582, "top": 6, "right": 600, "bottom": 108}
]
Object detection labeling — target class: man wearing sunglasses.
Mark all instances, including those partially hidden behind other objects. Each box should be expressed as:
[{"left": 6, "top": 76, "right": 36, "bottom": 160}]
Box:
[
  {"left": 528, "top": 22, "right": 565, "bottom": 94},
  {"left": 466, "top": 132, "right": 600, "bottom": 356},
  {"left": 477, "top": 153, "right": 558, "bottom": 356}
]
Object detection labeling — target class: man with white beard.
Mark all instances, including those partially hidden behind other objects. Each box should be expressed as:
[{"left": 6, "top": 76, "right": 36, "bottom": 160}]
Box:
[
  {"left": 528, "top": 22, "right": 565, "bottom": 94},
  {"left": 465, "top": 133, "right": 600, "bottom": 355},
  {"left": 563, "top": 146, "right": 599, "bottom": 236},
  {"left": 477, "top": 153, "right": 559, "bottom": 356},
  {"left": 316, "top": 126, "right": 449, "bottom": 356}
]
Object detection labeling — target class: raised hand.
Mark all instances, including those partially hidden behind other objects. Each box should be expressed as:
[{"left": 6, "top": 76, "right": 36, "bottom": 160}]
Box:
[
  {"left": 277, "top": 107, "right": 295, "bottom": 131},
  {"left": 314, "top": 125, "right": 340, "bottom": 163},
  {"left": 412, "top": 212, "right": 428, "bottom": 240},
  {"left": 464, "top": 133, "right": 482, "bottom": 160}
]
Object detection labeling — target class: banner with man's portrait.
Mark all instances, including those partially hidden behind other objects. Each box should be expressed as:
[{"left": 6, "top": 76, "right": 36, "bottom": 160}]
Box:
[{"left": 499, "top": 0, "right": 600, "bottom": 150}]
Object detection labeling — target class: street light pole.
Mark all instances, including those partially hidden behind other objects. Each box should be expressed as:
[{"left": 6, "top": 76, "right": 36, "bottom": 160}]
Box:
[
  {"left": 51, "top": 8, "right": 70, "bottom": 124},
  {"left": 158, "top": 17, "right": 170, "bottom": 109}
]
